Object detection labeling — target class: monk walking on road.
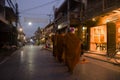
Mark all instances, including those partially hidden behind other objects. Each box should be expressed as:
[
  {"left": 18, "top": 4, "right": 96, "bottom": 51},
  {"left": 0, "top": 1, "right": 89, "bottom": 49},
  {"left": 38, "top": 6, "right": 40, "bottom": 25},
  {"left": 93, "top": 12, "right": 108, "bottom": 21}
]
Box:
[{"left": 64, "top": 27, "right": 81, "bottom": 73}]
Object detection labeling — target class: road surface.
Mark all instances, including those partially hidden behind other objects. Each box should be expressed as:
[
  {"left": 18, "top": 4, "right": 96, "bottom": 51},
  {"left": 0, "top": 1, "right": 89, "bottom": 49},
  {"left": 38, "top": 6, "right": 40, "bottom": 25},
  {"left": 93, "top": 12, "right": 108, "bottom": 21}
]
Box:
[{"left": 0, "top": 45, "right": 120, "bottom": 80}]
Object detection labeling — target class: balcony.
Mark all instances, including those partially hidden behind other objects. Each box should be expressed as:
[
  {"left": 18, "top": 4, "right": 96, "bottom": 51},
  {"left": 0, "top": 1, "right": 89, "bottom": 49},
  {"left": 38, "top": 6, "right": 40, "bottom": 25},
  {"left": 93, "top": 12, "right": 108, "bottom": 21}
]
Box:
[
  {"left": 5, "top": 6, "right": 17, "bottom": 22},
  {"left": 84, "top": 0, "right": 120, "bottom": 21}
]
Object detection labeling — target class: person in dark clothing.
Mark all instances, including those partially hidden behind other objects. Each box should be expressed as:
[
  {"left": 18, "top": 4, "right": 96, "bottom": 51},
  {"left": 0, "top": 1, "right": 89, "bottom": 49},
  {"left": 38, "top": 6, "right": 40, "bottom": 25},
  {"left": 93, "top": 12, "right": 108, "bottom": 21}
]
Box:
[
  {"left": 80, "top": 43, "right": 84, "bottom": 57},
  {"left": 80, "top": 41, "right": 86, "bottom": 62},
  {"left": 52, "top": 34, "right": 58, "bottom": 57}
]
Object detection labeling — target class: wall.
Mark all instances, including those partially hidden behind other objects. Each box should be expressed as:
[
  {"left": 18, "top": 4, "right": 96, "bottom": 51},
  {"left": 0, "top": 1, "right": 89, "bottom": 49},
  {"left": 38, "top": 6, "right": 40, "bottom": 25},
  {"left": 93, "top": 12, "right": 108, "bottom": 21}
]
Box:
[{"left": 107, "top": 22, "right": 116, "bottom": 54}]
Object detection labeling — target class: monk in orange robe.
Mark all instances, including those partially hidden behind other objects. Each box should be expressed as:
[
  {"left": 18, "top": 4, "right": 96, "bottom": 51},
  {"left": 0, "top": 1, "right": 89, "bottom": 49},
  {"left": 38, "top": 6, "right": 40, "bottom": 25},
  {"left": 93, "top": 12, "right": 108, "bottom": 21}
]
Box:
[
  {"left": 64, "top": 28, "right": 81, "bottom": 73},
  {"left": 56, "top": 33, "right": 65, "bottom": 63},
  {"left": 52, "top": 34, "right": 58, "bottom": 57}
]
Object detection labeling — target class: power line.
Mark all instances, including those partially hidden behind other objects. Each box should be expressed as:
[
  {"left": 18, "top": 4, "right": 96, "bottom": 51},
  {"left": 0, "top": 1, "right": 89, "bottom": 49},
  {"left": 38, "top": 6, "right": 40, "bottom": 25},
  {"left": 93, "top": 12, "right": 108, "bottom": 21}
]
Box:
[
  {"left": 20, "top": 0, "right": 58, "bottom": 13},
  {"left": 20, "top": 12, "right": 53, "bottom": 16}
]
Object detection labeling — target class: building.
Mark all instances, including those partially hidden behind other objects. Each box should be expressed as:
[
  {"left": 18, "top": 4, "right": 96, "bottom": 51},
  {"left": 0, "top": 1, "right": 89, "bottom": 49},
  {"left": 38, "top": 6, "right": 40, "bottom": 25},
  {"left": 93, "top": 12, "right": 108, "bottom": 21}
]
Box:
[
  {"left": 43, "top": 22, "right": 54, "bottom": 48},
  {"left": 34, "top": 27, "right": 44, "bottom": 45},
  {"left": 54, "top": 0, "right": 81, "bottom": 34},
  {"left": 81, "top": 0, "right": 120, "bottom": 55},
  {"left": 17, "top": 27, "right": 26, "bottom": 46},
  {"left": 0, "top": 0, "right": 18, "bottom": 47},
  {"left": 54, "top": 0, "right": 120, "bottom": 55}
]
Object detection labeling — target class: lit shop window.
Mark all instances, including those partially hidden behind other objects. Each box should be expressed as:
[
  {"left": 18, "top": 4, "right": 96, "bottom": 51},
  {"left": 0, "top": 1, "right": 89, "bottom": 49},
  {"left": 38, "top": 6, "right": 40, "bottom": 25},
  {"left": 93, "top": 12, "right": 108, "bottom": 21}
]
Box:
[
  {"left": 90, "top": 26, "right": 107, "bottom": 51},
  {"left": 91, "top": 26, "right": 106, "bottom": 43}
]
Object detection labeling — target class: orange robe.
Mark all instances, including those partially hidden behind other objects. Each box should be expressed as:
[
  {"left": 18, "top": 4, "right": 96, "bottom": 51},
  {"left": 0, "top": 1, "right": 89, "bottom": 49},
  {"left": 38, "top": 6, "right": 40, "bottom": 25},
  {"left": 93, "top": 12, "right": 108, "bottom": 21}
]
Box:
[
  {"left": 52, "top": 34, "right": 58, "bottom": 57},
  {"left": 64, "top": 32, "right": 81, "bottom": 73},
  {"left": 56, "top": 34, "right": 65, "bottom": 63}
]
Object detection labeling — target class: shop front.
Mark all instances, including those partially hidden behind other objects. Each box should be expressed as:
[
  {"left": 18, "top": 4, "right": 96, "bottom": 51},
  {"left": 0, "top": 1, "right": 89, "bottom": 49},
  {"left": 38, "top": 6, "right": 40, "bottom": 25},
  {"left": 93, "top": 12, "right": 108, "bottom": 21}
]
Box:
[
  {"left": 90, "top": 25, "right": 107, "bottom": 52},
  {"left": 89, "top": 8, "right": 120, "bottom": 54},
  {"left": 116, "top": 21, "right": 120, "bottom": 48},
  {"left": 116, "top": 21, "right": 120, "bottom": 55}
]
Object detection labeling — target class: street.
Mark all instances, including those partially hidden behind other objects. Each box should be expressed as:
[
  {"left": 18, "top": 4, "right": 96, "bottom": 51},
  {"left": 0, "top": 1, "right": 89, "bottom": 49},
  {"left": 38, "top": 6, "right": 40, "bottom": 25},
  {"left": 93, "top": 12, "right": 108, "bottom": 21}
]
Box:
[{"left": 0, "top": 45, "right": 120, "bottom": 80}]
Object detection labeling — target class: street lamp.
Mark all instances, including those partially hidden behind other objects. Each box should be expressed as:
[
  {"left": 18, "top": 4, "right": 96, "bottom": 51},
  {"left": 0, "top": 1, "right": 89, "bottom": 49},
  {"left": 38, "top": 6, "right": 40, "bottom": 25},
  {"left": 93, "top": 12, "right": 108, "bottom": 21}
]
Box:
[{"left": 28, "top": 22, "right": 32, "bottom": 26}]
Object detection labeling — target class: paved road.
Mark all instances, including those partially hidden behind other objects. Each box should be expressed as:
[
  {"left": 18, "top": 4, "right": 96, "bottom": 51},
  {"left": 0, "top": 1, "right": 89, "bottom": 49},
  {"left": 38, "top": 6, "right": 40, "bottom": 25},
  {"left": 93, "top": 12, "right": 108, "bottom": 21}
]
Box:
[{"left": 0, "top": 45, "right": 120, "bottom": 80}]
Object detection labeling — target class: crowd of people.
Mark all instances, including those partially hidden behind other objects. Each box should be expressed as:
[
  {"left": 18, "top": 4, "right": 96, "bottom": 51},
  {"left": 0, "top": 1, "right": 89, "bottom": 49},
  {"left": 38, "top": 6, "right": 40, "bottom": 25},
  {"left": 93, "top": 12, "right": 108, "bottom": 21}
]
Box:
[{"left": 52, "top": 27, "right": 85, "bottom": 74}]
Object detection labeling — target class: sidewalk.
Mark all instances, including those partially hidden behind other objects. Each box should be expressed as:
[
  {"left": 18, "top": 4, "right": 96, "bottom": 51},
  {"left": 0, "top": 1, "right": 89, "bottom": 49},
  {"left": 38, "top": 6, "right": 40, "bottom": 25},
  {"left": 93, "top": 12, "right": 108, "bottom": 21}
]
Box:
[
  {"left": 43, "top": 47, "right": 120, "bottom": 65},
  {"left": 84, "top": 51, "right": 120, "bottom": 65},
  {"left": 0, "top": 49, "right": 15, "bottom": 62},
  {"left": 0, "top": 47, "right": 19, "bottom": 63}
]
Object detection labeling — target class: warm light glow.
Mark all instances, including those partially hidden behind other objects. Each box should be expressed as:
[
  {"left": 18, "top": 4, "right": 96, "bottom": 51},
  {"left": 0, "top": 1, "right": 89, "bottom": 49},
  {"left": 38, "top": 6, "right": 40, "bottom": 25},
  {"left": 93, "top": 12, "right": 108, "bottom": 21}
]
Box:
[
  {"left": 41, "top": 38, "right": 45, "bottom": 41},
  {"left": 92, "top": 18, "right": 96, "bottom": 21},
  {"left": 117, "top": 52, "right": 120, "bottom": 54},
  {"left": 49, "top": 34, "right": 52, "bottom": 37},
  {"left": 28, "top": 22, "right": 32, "bottom": 26},
  {"left": 75, "top": 28, "right": 78, "bottom": 31},
  {"left": 118, "top": 28, "right": 120, "bottom": 33},
  {"left": 112, "top": 10, "right": 120, "bottom": 13},
  {"left": 24, "top": 36, "right": 26, "bottom": 40},
  {"left": 19, "top": 28, "right": 23, "bottom": 32},
  {"left": 83, "top": 27, "right": 87, "bottom": 30},
  {"left": 106, "top": 19, "right": 110, "bottom": 23},
  {"left": 58, "top": 25, "right": 62, "bottom": 29},
  {"left": 90, "top": 26, "right": 107, "bottom": 51}
]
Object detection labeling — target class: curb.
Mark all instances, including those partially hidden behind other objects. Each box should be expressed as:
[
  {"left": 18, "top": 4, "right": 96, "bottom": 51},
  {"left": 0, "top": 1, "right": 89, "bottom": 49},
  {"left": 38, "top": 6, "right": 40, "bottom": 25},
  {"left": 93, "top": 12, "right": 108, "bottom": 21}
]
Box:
[
  {"left": 0, "top": 49, "right": 19, "bottom": 65},
  {"left": 84, "top": 54, "right": 117, "bottom": 65}
]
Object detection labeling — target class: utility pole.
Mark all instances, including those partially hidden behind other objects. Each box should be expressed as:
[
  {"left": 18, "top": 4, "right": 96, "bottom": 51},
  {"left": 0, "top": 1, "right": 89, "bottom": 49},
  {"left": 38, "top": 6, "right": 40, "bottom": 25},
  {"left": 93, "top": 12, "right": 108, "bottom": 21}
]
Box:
[
  {"left": 67, "top": 0, "right": 70, "bottom": 32},
  {"left": 47, "top": 14, "right": 53, "bottom": 24},
  {"left": 15, "top": 3, "right": 18, "bottom": 27},
  {"left": 15, "top": 3, "right": 18, "bottom": 46},
  {"left": 53, "top": 6, "right": 57, "bottom": 33}
]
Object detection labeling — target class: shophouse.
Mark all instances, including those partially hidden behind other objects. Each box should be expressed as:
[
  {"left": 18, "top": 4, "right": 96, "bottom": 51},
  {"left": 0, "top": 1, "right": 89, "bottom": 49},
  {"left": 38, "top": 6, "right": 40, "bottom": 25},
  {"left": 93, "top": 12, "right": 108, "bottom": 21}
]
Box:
[
  {"left": 0, "top": 0, "right": 18, "bottom": 47},
  {"left": 43, "top": 22, "right": 54, "bottom": 48},
  {"left": 18, "top": 27, "right": 26, "bottom": 46},
  {"left": 54, "top": 0, "right": 120, "bottom": 55},
  {"left": 54, "top": 0, "right": 82, "bottom": 34},
  {"left": 82, "top": 0, "right": 120, "bottom": 55}
]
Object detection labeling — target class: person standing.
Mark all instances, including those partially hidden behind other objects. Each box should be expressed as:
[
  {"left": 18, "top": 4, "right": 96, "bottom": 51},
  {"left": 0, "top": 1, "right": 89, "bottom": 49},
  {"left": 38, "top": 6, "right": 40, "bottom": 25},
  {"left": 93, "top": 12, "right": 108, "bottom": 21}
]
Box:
[
  {"left": 56, "top": 33, "right": 65, "bottom": 63},
  {"left": 80, "top": 41, "right": 86, "bottom": 62},
  {"left": 64, "top": 27, "right": 81, "bottom": 73},
  {"left": 52, "top": 34, "right": 58, "bottom": 57}
]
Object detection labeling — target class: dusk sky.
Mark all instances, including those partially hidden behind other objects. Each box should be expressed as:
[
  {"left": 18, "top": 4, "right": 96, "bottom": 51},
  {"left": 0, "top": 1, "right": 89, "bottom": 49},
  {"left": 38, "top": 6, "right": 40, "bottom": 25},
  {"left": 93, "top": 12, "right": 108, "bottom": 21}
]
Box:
[{"left": 16, "top": 0, "right": 64, "bottom": 37}]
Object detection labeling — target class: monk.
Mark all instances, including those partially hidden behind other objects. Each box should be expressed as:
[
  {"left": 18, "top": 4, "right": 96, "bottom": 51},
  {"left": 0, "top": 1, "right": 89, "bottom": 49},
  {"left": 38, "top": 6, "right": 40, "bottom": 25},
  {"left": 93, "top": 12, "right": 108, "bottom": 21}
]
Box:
[
  {"left": 64, "top": 28, "right": 81, "bottom": 73},
  {"left": 52, "top": 34, "right": 58, "bottom": 57},
  {"left": 56, "top": 33, "right": 65, "bottom": 63}
]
